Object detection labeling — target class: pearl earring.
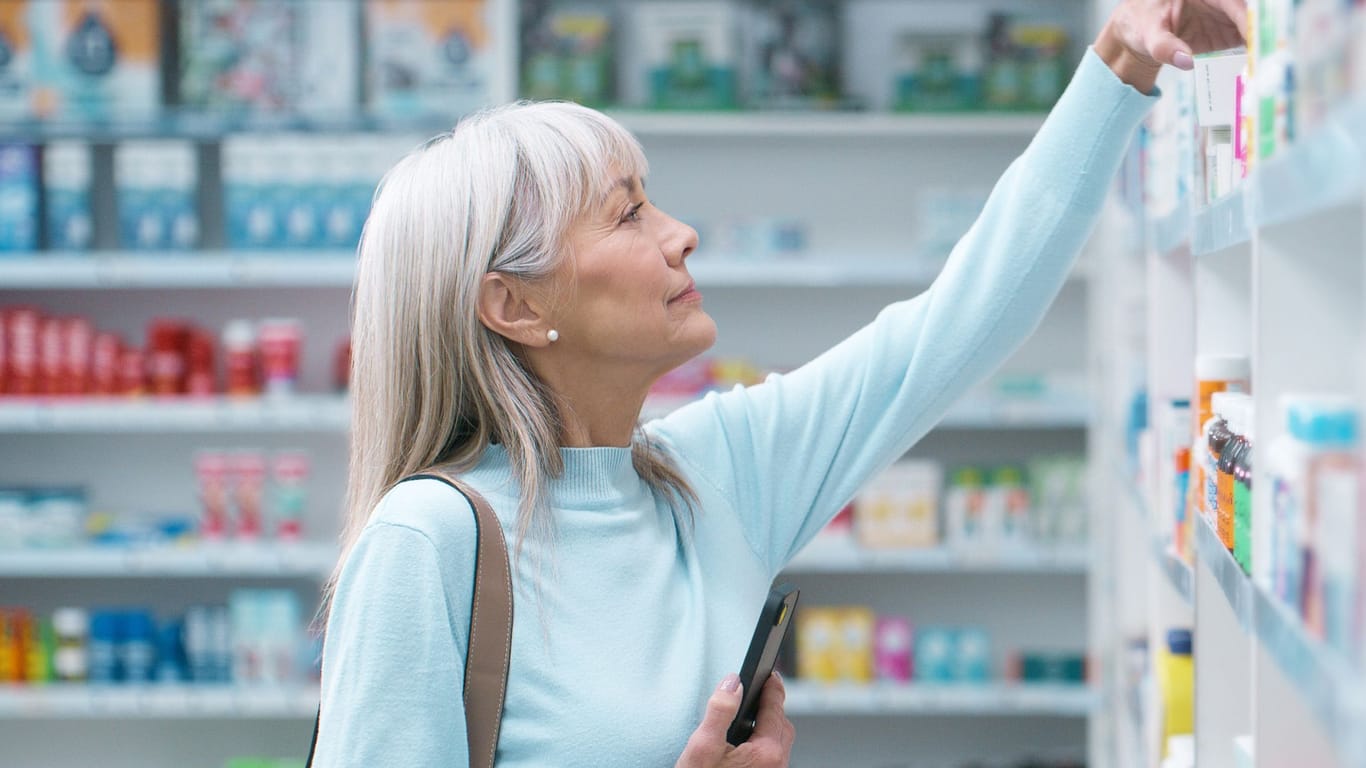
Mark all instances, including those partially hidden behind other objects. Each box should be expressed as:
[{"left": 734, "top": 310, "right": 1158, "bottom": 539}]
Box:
[{"left": 546, "top": 329, "right": 559, "bottom": 343}]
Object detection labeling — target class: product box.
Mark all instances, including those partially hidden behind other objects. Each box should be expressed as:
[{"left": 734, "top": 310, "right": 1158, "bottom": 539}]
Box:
[
  {"left": 179, "top": 0, "right": 361, "bottom": 118},
  {"left": 831, "top": 607, "right": 875, "bottom": 683},
  {"left": 620, "top": 1, "right": 739, "bottom": 110},
  {"left": 42, "top": 141, "right": 92, "bottom": 251},
  {"left": 893, "top": 32, "right": 981, "bottom": 112},
  {"left": 0, "top": 4, "right": 34, "bottom": 121},
  {"left": 796, "top": 606, "right": 838, "bottom": 682},
  {"left": 25, "top": 0, "right": 161, "bottom": 121},
  {"left": 1192, "top": 50, "right": 1247, "bottom": 127},
  {"left": 520, "top": 2, "right": 614, "bottom": 106},
  {"left": 365, "top": 0, "right": 492, "bottom": 121},
  {"left": 0, "top": 144, "right": 39, "bottom": 252},
  {"left": 740, "top": 0, "right": 842, "bottom": 109},
  {"left": 115, "top": 141, "right": 199, "bottom": 251},
  {"left": 854, "top": 460, "right": 941, "bottom": 549}
]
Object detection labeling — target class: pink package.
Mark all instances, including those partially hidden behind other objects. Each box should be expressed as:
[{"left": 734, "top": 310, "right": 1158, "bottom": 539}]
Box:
[
  {"left": 874, "top": 616, "right": 913, "bottom": 682},
  {"left": 195, "top": 451, "right": 231, "bottom": 539},
  {"left": 231, "top": 451, "right": 269, "bottom": 539}
]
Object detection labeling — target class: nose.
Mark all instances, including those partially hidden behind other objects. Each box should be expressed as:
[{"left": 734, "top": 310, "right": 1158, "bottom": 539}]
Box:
[{"left": 664, "top": 213, "right": 698, "bottom": 267}]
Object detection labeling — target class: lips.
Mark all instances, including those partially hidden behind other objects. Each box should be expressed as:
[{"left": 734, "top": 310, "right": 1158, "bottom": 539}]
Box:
[{"left": 669, "top": 281, "right": 701, "bottom": 304}]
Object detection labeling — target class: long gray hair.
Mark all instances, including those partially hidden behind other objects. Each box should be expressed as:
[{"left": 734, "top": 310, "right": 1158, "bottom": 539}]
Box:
[{"left": 325, "top": 102, "right": 698, "bottom": 614}]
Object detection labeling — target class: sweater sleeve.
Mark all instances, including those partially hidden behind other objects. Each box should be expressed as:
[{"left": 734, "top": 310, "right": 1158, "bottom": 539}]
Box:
[
  {"left": 649, "top": 48, "right": 1156, "bottom": 575},
  {"left": 314, "top": 511, "right": 476, "bottom": 768}
]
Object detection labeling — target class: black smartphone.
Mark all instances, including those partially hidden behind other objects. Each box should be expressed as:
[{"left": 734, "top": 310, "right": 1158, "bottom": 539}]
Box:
[{"left": 726, "top": 582, "right": 800, "bottom": 746}]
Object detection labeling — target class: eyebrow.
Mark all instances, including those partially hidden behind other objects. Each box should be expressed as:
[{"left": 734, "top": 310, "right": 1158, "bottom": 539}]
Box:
[{"left": 601, "top": 175, "right": 644, "bottom": 206}]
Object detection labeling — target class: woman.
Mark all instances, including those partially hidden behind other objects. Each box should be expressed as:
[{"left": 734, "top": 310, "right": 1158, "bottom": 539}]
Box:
[{"left": 315, "top": 2, "right": 1245, "bottom": 766}]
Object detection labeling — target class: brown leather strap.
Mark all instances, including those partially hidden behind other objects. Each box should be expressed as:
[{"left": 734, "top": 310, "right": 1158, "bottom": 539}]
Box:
[
  {"left": 409, "top": 468, "right": 514, "bottom": 768},
  {"left": 307, "top": 470, "right": 513, "bottom": 768}
]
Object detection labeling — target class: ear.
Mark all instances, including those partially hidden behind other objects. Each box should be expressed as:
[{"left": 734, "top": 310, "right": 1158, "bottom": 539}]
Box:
[{"left": 477, "top": 272, "right": 554, "bottom": 348}]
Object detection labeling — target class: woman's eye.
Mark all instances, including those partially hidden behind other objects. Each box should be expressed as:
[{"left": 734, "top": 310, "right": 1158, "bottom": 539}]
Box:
[{"left": 623, "top": 203, "right": 644, "bottom": 224}]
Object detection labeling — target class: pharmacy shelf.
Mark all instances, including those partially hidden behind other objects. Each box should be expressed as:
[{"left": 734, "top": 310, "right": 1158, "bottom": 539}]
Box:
[
  {"left": 785, "top": 541, "right": 1090, "bottom": 574},
  {"left": 0, "top": 254, "right": 947, "bottom": 290},
  {"left": 1193, "top": 514, "right": 1255, "bottom": 632},
  {"left": 0, "top": 541, "right": 336, "bottom": 578},
  {"left": 1151, "top": 537, "right": 1193, "bottom": 605},
  {"left": 644, "top": 394, "right": 1089, "bottom": 428},
  {"left": 610, "top": 111, "right": 1047, "bottom": 139},
  {"left": 782, "top": 682, "right": 1097, "bottom": 717},
  {"left": 0, "top": 253, "right": 357, "bottom": 289},
  {"left": 0, "top": 395, "right": 349, "bottom": 433},
  {"left": 1190, "top": 189, "right": 1250, "bottom": 256},
  {"left": 0, "top": 684, "right": 318, "bottom": 719},
  {"left": 0, "top": 110, "right": 1048, "bottom": 142},
  {"left": 1148, "top": 206, "right": 1191, "bottom": 255},
  {"left": 0, "top": 394, "right": 1086, "bottom": 433},
  {"left": 1245, "top": 96, "right": 1366, "bottom": 227},
  {"left": 1254, "top": 588, "right": 1366, "bottom": 767}
]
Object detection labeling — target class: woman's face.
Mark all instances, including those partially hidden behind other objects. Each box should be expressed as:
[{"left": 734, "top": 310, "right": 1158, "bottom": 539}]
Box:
[{"left": 551, "top": 174, "right": 716, "bottom": 382}]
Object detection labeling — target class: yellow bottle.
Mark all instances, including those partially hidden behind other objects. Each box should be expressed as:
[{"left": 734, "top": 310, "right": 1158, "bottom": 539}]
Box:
[{"left": 1156, "top": 628, "right": 1194, "bottom": 757}]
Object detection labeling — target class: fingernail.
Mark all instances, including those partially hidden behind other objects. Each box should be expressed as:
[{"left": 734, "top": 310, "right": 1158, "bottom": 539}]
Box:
[
  {"left": 1173, "top": 51, "right": 1194, "bottom": 71},
  {"left": 720, "top": 673, "right": 741, "bottom": 693}
]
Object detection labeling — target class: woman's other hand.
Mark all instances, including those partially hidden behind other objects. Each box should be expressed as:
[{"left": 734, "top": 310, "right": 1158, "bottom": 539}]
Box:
[
  {"left": 677, "top": 673, "right": 795, "bottom": 768},
  {"left": 1097, "top": 0, "right": 1249, "bottom": 92}
]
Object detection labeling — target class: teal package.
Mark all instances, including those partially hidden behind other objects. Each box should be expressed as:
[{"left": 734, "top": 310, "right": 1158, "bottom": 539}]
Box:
[{"left": 0, "top": 144, "right": 39, "bottom": 253}]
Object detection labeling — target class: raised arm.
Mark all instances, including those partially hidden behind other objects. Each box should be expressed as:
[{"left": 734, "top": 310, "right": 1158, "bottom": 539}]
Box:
[{"left": 651, "top": 0, "right": 1247, "bottom": 575}]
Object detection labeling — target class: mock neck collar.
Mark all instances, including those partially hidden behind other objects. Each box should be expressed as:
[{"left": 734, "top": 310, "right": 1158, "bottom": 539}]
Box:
[{"left": 464, "top": 443, "right": 644, "bottom": 511}]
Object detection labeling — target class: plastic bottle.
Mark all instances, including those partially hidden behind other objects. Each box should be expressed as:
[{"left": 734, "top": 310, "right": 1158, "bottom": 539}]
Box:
[
  {"left": 1157, "top": 628, "right": 1194, "bottom": 758},
  {"left": 1189, "top": 355, "right": 1251, "bottom": 527},
  {"left": 51, "top": 607, "right": 88, "bottom": 682},
  {"left": 222, "top": 320, "right": 260, "bottom": 397},
  {"left": 1233, "top": 403, "right": 1255, "bottom": 574},
  {"left": 945, "top": 467, "right": 986, "bottom": 550},
  {"left": 1215, "top": 393, "right": 1253, "bottom": 552},
  {"left": 1293, "top": 397, "right": 1359, "bottom": 652}
]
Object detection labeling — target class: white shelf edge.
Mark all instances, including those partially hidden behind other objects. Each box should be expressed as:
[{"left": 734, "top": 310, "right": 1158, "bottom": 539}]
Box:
[
  {"left": 1193, "top": 513, "right": 1255, "bottom": 631},
  {"left": 1254, "top": 588, "right": 1366, "bottom": 767},
  {"left": 0, "top": 395, "right": 350, "bottom": 433},
  {"left": 782, "top": 681, "right": 1096, "bottom": 717},
  {"left": 785, "top": 541, "right": 1090, "bottom": 574},
  {"left": 0, "top": 684, "right": 318, "bottom": 719},
  {"left": 1151, "top": 536, "right": 1194, "bottom": 605},
  {"left": 0, "top": 254, "right": 1090, "bottom": 291},
  {"left": 0, "top": 253, "right": 357, "bottom": 289},
  {"left": 1190, "top": 188, "right": 1250, "bottom": 256},
  {"left": 610, "top": 111, "right": 1047, "bottom": 139},
  {"left": 0, "top": 542, "right": 337, "bottom": 578},
  {"left": 1245, "top": 96, "right": 1366, "bottom": 228}
]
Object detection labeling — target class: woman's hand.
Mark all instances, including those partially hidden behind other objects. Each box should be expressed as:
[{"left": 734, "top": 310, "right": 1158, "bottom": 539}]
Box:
[
  {"left": 677, "top": 673, "right": 795, "bottom": 768},
  {"left": 1096, "top": 0, "right": 1249, "bottom": 92}
]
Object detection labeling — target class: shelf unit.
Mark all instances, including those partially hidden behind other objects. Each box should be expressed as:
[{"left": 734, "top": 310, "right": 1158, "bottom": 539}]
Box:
[
  {"left": 784, "top": 540, "right": 1090, "bottom": 574},
  {"left": 1, "top": 1, "right": 1105, "bottom": 767},
  {"left": 1097, "top": 48, "right": 1366, "bottom": 768},
  {"left": 0, "top": 685, "right": 318, "bottom": 719},
  {"left": 782, "top": 681, "right": 1097, "bottom": 718},
  {"left": 0, "top": 253, "right": 1088, "bottom": 290},
  {"left": 0, "top": 393, "right": 1087, "bottom": 433},
  {"left": 0, "top": 542, "right": 336, "bottom": 578}
]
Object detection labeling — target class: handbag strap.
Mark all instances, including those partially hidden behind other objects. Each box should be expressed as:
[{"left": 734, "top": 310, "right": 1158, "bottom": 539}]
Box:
[{"left": 307, "top": 469, "right": 514, "bottom": 768}]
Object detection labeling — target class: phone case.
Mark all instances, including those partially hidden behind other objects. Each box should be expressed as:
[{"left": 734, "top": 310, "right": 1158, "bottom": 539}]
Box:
[{"left": 726, "top": 582, "right": 800, "bottom": 745}]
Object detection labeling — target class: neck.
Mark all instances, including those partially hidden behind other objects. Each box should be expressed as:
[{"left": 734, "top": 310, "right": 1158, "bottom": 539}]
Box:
[{"left": 534, "top": 358, "right": 652, "bottom": 448}]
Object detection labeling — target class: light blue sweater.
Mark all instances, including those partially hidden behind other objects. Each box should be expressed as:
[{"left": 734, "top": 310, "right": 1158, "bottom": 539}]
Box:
[{"left": 316, "top": 49, "right": 1154, "bottom": 768}]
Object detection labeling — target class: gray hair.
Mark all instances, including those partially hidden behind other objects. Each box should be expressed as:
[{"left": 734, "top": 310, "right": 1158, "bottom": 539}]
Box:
[{"left": 325, "top": 102, "right": 698, "bottom": 614}]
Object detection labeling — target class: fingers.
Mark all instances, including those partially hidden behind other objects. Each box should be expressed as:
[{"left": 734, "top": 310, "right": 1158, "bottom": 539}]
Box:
[
  {"left": 1221, "top": 0, "right": 1250, "bottom": 43},
  {"left": 1146, "top": 25, "right": 1194, "bottom": 70},
  {"left": 679, "top": 674, "right": 743, "bottom": 767},
  {"left": 751, "top": 673, "right": 796, "bottom": 752}
]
